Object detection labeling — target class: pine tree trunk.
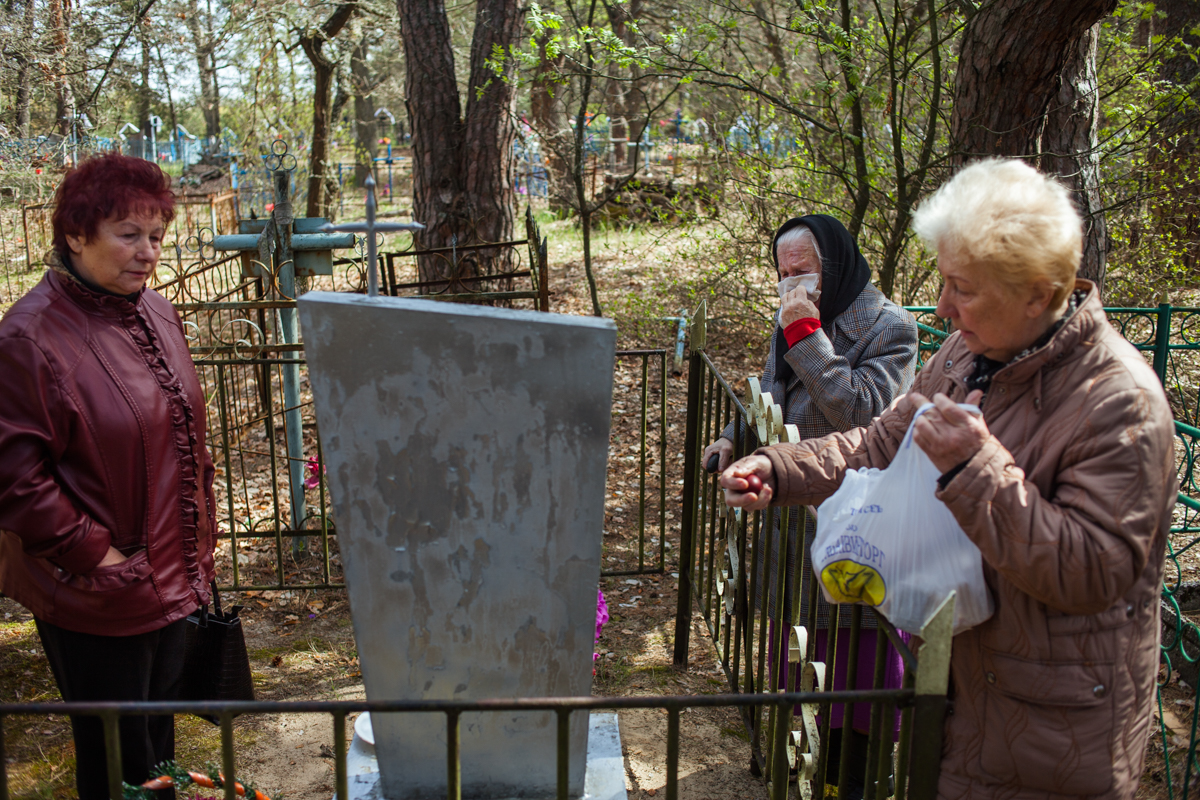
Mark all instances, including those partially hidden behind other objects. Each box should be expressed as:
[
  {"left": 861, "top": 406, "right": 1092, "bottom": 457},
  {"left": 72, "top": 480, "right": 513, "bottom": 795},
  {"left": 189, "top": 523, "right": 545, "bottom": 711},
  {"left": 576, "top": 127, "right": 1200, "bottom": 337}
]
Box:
[
  {"left": 50, "top": 0, "right": 74, "bottom": 139},
  {"left": 462, "top": 0, "right": 524, "bottom": 270},
  {"left": 13, "top": 0, "right": 35, "bottom": 138},
  {"left": 951, "top": 0, "right": 1117, "bottom": 159},
  {"left": 188, "top": 0, "right": 221, "bottom": 140},
  {"left": 350, "top": 38, "right": 378, "bottom": 187},
  {"left": 950, "top": 0, "right": 1117, "bottom": 292},
  {"left": 399, "top": 0, "right": 526, "bottom": 283},
  {"left": 137, "top": 31, "right": 153, "bottom": 131},
  {"left": 1041, "top": 24, "right": 1106, "bottom": 291},
  {"left": 621, "top": 0, "right": 647, "bottom": 169}
]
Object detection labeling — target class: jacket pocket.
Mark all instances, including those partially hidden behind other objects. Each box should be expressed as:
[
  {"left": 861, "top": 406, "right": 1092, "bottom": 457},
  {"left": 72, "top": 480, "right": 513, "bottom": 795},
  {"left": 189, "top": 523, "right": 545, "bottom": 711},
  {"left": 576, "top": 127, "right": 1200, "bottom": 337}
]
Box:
[
  {"left": 59, "top": 548, "right": 152, "bottom": 592},
  {"left": 1045, "top": 602, "right": 1134, "bottom": 636},
  {"left": 979, "top": 649, "right": 1114, "bottom": 795}
]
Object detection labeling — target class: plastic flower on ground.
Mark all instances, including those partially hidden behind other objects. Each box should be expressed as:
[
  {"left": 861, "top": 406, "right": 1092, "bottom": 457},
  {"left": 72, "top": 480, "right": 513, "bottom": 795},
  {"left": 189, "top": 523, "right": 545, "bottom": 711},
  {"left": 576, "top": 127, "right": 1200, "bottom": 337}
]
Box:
[{"left": 594, "top": 589, "right": 609, "bottom": 662}]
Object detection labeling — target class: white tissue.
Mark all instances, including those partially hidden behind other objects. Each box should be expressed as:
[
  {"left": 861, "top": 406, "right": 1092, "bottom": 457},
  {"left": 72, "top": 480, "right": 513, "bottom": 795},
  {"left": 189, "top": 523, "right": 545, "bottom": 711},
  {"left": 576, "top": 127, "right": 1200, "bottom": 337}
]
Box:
[{"left": 778, "top": 273, "right": 821, "bottom": 301}]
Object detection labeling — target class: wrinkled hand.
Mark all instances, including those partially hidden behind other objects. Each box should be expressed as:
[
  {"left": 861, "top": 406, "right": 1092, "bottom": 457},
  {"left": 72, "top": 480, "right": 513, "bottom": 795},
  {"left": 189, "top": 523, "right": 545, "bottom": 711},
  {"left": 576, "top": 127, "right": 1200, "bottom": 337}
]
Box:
[
  {"left": 719, "top": 455, "right": 775, "bottom": 511},
  {"left": 97, "top": 546, "right": 127, "bottom": 568},
  {"left": 780, "top": 287, "right": 820, "bottom": 328},
  {"left": 703, "top": 438, "right": 735, "bottom": 473},
  {"left": 910, "top": 390, "right": 988, "bottom": 473}
]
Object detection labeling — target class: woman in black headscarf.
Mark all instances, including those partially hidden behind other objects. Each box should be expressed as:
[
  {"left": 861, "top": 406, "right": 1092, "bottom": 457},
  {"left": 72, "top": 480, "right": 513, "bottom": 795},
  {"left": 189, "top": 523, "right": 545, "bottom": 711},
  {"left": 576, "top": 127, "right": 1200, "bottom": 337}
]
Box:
[{"left": 703, "top": 214, "right": 918, "bottom": 797}]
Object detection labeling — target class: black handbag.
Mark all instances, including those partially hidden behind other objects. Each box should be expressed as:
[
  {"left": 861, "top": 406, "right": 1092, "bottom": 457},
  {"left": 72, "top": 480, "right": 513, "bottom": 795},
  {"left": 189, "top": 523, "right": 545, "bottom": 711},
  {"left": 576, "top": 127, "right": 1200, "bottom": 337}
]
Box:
[{"left": 182, "top": 580, "right": 254, "bottom": 723}]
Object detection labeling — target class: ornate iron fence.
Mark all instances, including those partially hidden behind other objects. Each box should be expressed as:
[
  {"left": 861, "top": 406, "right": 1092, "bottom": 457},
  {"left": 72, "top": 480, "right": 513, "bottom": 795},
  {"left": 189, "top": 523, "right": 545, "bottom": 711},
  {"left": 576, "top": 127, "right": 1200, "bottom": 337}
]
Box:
[
  {"left": 672, "top": 301, "right": 953, "bottom": 798},
  {"left": 191, "top": 342, "right": 673, "bottom": 591},
  {"left": 381, "top": 207, "right": 550, "bottom": 310}
]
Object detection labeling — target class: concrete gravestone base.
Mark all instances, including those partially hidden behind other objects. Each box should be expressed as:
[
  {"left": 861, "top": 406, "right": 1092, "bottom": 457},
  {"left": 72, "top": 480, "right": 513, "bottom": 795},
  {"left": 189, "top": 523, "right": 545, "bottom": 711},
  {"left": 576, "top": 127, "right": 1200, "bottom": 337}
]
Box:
[
  {"left": 300, "top": 294, "right": 616, "bottom": 800},
  {"left": 342, "top": 712, "right": 628, "bottom": 800}
]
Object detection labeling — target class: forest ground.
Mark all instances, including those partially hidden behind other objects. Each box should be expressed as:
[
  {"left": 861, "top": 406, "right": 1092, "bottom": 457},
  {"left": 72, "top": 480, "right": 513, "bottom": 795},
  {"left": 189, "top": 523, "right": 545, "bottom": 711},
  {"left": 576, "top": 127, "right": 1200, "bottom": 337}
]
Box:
[{"left": 0, "top": 215, "right": 1190, "bottom": 799}]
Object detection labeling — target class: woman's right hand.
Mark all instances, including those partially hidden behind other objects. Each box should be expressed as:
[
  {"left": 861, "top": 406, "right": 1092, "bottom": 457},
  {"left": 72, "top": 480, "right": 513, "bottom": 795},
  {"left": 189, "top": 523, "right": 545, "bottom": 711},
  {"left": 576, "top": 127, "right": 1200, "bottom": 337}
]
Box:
[
  {"left": 702, "top": 438, "right": 735, "bottom": 473},
  {"left": 720, "top": 455, "right": 775, "bottom": 510},
  {"left": 780, "top": 286, "right": 820, "bottom": 328},
  {"left": 96, "top": 546, "right": 128, "bottom": 568}
]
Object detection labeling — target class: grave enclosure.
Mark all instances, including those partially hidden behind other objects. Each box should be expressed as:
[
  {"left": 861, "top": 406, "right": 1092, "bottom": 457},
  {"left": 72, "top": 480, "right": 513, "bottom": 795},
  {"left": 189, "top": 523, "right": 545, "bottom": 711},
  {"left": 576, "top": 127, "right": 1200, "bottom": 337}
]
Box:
[{"left": 5, "top": 158, "right": 1200, "bottom": 799}]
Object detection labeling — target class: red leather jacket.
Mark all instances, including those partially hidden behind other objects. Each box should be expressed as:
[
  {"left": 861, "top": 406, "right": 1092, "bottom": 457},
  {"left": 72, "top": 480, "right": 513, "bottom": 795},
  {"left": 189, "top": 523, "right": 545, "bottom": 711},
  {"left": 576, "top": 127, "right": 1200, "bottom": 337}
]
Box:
[{"left": 0, "top": 255, "right": 215, "bottom": 635}]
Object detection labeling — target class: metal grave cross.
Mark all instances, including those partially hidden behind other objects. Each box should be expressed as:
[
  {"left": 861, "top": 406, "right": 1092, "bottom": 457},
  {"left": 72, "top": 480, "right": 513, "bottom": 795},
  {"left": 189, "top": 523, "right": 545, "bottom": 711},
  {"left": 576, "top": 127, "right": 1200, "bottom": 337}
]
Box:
[{"left": 320, "top": 175, "right": 424, "bottom": 297}]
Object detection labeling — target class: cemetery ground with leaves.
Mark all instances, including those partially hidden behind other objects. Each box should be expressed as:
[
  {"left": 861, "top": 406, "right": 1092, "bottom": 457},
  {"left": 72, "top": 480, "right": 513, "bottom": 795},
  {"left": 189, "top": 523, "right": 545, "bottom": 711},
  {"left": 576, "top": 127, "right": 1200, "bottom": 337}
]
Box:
[{"left": 1, "top": 218, "right": 1194, "bottom": 797}]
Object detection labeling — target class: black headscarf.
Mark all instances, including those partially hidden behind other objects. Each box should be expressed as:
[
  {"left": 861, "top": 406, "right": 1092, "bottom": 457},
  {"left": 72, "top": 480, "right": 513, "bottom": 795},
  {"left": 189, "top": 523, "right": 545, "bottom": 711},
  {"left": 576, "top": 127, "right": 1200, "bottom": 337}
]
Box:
[{"left": 770, "top": 214, "right": 872, "bottom": 387}]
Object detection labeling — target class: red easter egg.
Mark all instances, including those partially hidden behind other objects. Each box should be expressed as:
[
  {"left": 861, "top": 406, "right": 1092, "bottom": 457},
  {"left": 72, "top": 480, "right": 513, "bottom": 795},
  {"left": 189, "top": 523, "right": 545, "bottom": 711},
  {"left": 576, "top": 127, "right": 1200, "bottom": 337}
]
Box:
[{"left": 745, "top": 474, "right": 763, "bottom": 493}]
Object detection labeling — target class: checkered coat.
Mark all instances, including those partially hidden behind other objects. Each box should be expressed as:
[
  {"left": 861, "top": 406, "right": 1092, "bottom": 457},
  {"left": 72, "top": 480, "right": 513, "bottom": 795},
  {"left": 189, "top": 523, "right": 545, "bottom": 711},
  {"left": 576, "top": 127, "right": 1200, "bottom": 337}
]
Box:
[{"left": 723, "top": 283, "right": 919, "bottom": 625}]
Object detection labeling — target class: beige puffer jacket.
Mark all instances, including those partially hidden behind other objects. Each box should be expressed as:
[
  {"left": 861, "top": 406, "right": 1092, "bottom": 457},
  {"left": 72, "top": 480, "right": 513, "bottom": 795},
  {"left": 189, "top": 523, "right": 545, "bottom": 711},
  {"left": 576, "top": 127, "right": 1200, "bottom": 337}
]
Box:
[{"left": 758, "top": 280, "right": 1176, "bottom": 799}]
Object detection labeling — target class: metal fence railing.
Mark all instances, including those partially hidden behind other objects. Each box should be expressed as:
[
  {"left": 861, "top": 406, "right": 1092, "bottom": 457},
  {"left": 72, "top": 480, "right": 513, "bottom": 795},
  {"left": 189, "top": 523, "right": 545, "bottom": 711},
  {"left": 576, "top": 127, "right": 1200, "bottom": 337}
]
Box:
[
  {"left": 142, "top": 204, "right": 671, "bottom": 589},
  {"left": 674, "top": 300, "right": 1200, "bottom": 798},
  {"left": 381, "top": 207, "right": 551, "bottom": 311},
  {"left": 0, "top": 661, "right": 955, "bottom": 800},
  {"left": 672, "top": 300, "right": 953, "bottom": 797}
]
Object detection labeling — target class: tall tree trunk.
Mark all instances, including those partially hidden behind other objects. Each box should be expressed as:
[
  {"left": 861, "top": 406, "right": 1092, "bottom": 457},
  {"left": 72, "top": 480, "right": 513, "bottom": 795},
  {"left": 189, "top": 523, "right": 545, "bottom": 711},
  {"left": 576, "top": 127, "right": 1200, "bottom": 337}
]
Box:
[
  {"left": 399, "top": 0, "right": 526, "bottom": 282},
  {"left": 400, "top": 0, "right": 466, "bottom": 276},
  {"left": 157, "top": 45, "right": 178, "bottom": 137},
  {"left": 13, "top": 0, "right": 35, "bottom": 138},
  {"left": 50, "top": 0, "right": 74, "bottom": 139},
  {"left": 300, "top": 2, "right": 357, "bottom": 220},
  {"left": 951, "top": 0, "right": 1117, "bottom": 159},
  {"left": 462, "top": 0, "right": 524, "bottom": 260},
  {"left": 531, "top": 17, "right": 571, "bottom": 214},
  {"left": 950, "top": 0, "right": 1117, "bottom": 292},
  {"left": 1041, "top": 23, "right": 1106, "bottom": 291},
  {"left": 603, "top": 2, "right": 629, "bottom": 168},
  {"left": 187, "top": 0, "right": 221, "bottom": 140},
  {"left": 751, "top": 0, "right": 789, "bottom": 96},
  {"left": 350, "top": 37, "right": 378, "bottom": 187},
  {"left": 137, "top": 29, "right": 153, "bottom": 131},
  {"left": 618, "top": 0, "right": 646, "bottom": 169}
]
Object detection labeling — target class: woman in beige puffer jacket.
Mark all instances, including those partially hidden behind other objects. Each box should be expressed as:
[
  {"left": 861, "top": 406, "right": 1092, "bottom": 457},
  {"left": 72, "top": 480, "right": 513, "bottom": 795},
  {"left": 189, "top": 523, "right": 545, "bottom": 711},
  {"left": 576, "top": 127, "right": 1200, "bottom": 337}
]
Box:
[{"left": 721, "top": 158, "right": 1176, "bottom": 799}]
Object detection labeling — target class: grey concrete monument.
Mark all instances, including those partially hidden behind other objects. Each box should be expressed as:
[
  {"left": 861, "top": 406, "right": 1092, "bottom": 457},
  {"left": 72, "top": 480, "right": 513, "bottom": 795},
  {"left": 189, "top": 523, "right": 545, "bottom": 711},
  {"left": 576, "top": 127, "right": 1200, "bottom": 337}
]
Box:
[{"left": 299, "top": 293, "right": 616, "bottom": 800}]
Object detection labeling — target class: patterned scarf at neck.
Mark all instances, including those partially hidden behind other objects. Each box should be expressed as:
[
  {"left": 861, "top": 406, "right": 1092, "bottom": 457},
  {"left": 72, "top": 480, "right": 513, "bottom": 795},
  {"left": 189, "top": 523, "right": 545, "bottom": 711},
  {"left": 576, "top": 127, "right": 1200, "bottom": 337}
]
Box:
[{"left": 966, "top": 289, "right": 1085, "bottom": 396}]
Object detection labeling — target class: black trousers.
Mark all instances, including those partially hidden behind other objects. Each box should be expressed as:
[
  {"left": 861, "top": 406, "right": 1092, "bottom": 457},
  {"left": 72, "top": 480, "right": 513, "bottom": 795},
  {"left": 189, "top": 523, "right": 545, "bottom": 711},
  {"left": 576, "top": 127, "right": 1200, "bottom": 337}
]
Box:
[{"left": 35, "top": 616, "right": 189, "bottom": 800}]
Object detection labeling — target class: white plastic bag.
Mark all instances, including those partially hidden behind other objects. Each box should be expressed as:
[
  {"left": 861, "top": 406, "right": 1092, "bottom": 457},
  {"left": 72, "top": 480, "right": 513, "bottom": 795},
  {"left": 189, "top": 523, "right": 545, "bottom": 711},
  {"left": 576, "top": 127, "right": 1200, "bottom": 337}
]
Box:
[{"left": 811, "top": 403, "right": 994, "bottom": 635}]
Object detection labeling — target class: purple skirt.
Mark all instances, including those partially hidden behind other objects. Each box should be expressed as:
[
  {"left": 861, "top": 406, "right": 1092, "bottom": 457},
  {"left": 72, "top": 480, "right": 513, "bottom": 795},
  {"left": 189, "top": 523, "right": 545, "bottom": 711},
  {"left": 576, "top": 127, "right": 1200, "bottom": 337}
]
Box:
[{"left": 768, "top": 619, "right": 908, "bottom": 736}]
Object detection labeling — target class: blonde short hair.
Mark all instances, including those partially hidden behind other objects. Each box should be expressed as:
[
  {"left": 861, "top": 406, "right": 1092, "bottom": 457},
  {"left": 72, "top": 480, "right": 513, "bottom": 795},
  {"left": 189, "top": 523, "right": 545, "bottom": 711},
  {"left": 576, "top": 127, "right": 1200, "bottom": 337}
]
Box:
[{"left": 912, "top": 158, "right": 1082, "bottom": 307}]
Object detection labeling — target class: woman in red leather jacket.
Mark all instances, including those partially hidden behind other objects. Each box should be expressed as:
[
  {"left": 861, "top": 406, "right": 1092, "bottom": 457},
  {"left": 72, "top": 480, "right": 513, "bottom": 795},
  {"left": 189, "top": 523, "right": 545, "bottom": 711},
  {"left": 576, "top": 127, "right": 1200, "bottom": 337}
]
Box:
[{"left": 0, "top": 153, "right": 216, "bottom": 798}]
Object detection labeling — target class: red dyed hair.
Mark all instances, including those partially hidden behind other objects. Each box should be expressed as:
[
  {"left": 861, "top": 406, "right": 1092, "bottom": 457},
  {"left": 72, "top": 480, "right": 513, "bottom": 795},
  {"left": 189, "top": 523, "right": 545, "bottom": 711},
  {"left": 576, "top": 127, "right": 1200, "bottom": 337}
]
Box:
[{"left": 51, "top": 153, "right": 176, "bottom": 256}]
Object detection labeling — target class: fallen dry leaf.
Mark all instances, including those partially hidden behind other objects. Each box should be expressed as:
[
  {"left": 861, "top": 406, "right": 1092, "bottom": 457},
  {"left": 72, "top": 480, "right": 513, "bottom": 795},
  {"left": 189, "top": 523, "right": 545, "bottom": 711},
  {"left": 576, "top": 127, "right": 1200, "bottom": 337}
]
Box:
[{"left": 1160, "top": 706, "right": 1189, "bottom": 735}]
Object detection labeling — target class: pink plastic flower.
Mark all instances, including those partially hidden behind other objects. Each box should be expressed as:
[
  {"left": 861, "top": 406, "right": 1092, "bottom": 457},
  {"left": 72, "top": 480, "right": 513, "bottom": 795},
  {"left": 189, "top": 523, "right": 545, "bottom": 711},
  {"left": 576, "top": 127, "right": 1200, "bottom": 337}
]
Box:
[
  {"left": 304, "top": 456, "right": 324, "bottom": 489},
  {"left": 594, "top": 589, "right": 609, "bottom": 662}
]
